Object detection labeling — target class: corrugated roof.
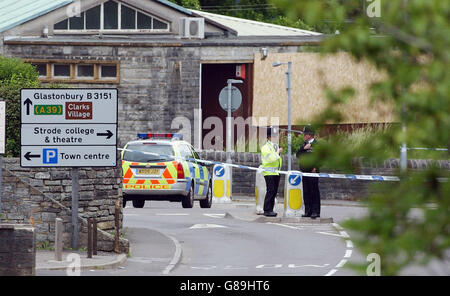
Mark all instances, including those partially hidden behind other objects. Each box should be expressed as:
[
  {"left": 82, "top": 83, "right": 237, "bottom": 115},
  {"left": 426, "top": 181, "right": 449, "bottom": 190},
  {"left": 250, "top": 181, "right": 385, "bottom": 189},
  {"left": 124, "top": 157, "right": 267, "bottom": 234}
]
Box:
[
  {"left": 0, "top": 0, "right": 73, "bottom": 33},
  {"left": 191, "top": 10, "right": 321, "bottom": 37}
]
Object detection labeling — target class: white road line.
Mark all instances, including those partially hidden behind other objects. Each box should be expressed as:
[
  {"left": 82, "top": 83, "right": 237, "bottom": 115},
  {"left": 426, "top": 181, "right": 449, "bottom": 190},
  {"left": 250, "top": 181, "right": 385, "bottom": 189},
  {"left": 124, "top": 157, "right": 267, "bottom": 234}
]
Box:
[
  {"left": 339, "top": 231, "right": 350, "bottom": 238},
  {"left": 332, "top": 223, "right": 343, "bottom": 231},
  {"left": 162, "top": 235, "right": 183, "bottom": 275},
  {"left": 266, "top": 222, "right": 302, "bottom": 230},
  {"left": 156, "top": 213, "right": 190, "bottom": 216},
  {"left": 189, "top": 224, "right": 228, "bottom": 229},
  {"left": 344, "top": 250, "right": 353, "bottom": 258},
  {"left": 335, "top": 259, "right": 347, "bottom": 268},
  {"left": 316, "top": 231, "right": 346, "bottom": 237},
  {"left": 325, "top": 269, "right": 338, "bottom": 276},
  {"left": 203, "top": 213, "right": 226, "bottom": 218},
  {"left": 346, "top": 240, "right": 354, "bottom": 248}
]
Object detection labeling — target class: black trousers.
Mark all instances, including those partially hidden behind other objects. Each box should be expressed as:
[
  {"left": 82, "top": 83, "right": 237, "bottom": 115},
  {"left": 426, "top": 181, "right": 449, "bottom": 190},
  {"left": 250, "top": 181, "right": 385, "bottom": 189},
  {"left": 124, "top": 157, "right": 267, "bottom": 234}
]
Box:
[
  {"left": 303, "top": 176, "right": 321, "bottom": 216},
  {"left": 264, "top": 175, "right": 280, "bottom": 213}
]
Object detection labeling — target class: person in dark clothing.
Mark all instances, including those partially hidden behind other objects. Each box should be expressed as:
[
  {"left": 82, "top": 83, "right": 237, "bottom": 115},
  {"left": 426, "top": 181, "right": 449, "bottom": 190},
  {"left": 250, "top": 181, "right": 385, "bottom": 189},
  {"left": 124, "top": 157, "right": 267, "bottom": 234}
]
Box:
[{"left": 296, "top": 125, "right": 321, "bottom": 219}]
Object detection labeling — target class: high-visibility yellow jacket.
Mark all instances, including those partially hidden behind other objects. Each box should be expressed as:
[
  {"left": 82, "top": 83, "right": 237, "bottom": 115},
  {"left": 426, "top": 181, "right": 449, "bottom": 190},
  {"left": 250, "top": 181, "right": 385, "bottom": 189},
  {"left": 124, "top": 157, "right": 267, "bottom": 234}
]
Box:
[{"left": 261, "top": 141, "right": 282, "bottom": 176}]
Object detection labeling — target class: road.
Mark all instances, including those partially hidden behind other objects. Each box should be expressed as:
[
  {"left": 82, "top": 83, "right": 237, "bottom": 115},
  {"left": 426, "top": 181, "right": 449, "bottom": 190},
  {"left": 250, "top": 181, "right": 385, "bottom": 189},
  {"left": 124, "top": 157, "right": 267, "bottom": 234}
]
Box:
[{"left": 38, "top": 200, "right": 369, "bottom": 276}]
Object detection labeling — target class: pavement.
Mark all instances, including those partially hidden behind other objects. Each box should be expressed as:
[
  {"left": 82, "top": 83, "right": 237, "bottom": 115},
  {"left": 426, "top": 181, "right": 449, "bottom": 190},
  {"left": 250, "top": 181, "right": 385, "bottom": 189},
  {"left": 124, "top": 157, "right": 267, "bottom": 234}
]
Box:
[{"left": 35, "top": 197, "right": 363, "bottom": 273}]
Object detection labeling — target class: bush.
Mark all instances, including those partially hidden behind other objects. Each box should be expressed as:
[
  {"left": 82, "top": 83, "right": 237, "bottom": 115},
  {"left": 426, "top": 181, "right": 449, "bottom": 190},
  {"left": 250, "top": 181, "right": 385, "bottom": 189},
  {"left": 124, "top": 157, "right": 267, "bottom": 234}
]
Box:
[{"left": 0, "top": 56, "right": 40, "bottom": 157}]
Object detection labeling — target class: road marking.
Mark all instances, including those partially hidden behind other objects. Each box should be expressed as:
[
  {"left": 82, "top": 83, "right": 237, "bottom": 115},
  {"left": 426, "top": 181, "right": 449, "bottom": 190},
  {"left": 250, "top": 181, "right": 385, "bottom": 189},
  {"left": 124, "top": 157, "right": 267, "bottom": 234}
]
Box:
[
  {"left": 266, "top": 222, "right": 302, "bottom": 230},
  {"left": 346, "top": 240, "right": 354, "bottom": 248},
  {"left": 335, "top": 259, "right": 347, "bottom": 268},
  {"left": 288, "top": 264, "right": 330, "bottom": 268},
  {"left": 189, "top": 224, "right": 228, "bottom": 229},
  {"left": 156, "top": 213, "right": 190, "bottom": 216},
  {"left": 344, "top": 250, "right": 353, "bottom": 258},
  {"left": 339, "top": 231, "right": 350, "bottom": 238},
  {"left": 203, "top": 213, "right": 226, "bottom": 219},
  {"left": 325, "top": 269, "right": 338, "bottom": 276},
  {"left": 316, "top": 231, "right": 346, "bottom": 237},
  {"left": 332, "top": 223, "right": 343, "bottom": 230},
  {"left": 162, "top": 235, "right": 182, "bottom": 275}
]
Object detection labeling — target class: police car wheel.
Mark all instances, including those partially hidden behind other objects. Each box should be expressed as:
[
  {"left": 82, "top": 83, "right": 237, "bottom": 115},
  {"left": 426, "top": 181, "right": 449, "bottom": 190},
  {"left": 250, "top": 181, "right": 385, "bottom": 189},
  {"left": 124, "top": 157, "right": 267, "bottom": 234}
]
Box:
[
  {"left": 182, "top": 183, "right": 194, "bottom": 208},
  {"left": 199, "top": 182, "right": 212, "bottom": 208},
  {"left": 132, "top": 199, "right": 145, "bottom": 208}
]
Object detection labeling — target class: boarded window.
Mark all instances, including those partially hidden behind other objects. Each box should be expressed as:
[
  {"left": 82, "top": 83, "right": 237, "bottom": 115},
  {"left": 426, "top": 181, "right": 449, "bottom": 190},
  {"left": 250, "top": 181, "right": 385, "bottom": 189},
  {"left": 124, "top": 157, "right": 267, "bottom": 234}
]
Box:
[
  {"left": 103, "top": 1, "right": 118, "bottom": 29},
  {"left": 86, "top": 6, "right": 101, "bottom": 30}
]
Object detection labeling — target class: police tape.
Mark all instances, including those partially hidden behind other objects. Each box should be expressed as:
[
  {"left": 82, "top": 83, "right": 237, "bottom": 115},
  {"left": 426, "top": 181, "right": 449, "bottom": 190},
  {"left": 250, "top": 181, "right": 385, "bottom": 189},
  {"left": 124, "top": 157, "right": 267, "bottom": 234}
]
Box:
[
  {"left": 117, "top": 147, "right": 406, "bottom": 182},
  {"left": 406, "top": 147, "right": 448, "bottom": 151}
]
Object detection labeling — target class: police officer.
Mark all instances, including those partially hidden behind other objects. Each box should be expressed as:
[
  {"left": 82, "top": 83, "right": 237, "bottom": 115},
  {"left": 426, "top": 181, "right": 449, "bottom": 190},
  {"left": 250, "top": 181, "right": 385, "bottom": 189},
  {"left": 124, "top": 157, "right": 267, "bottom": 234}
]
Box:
[
  {"left": 296, "top": 125, "right": 321, "bottom": 219},
  {"left": 260, "top": 126, "right": 283, "bottom": 217}
]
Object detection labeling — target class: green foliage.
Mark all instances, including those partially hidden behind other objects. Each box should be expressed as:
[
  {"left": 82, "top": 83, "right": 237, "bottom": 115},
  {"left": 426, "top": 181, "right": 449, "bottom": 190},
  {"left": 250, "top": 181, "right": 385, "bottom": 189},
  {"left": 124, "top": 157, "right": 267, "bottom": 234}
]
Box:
[
  {"left": 272, "top": 0, "right": 450, "bottom": 275},
  {"left": 169, "top": 0, "right": 201, "bottom": 10},
  {"left": 0, "top": 56, "right": 39, "bottom": 157}
]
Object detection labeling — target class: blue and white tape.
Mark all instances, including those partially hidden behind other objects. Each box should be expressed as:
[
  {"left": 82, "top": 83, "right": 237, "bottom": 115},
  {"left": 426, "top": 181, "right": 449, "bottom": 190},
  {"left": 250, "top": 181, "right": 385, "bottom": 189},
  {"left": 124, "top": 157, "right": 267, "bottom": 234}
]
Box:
[{"left": 118, "top": 147, "right": 401, "bottom": 182}]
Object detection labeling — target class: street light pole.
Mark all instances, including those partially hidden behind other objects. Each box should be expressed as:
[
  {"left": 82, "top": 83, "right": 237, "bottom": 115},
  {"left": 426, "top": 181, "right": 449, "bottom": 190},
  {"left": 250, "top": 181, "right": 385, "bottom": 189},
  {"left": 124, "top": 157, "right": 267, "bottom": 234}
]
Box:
[
  {"left": 273, "top": 61, "right": 293, "bottom": 171},
  {"left": 286, "top": 62, "right": 292, "bottom": 172}
]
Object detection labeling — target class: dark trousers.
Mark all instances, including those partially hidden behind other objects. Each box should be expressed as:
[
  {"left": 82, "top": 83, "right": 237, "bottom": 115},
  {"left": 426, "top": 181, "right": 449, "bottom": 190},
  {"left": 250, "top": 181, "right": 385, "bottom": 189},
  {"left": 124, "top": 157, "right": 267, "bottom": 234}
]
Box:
[
  {"left": 264, "top": 175, "right": 280, "bottom": 213},
  {"left": 303, "top": 176, "right": 321, "bottom": 216}
]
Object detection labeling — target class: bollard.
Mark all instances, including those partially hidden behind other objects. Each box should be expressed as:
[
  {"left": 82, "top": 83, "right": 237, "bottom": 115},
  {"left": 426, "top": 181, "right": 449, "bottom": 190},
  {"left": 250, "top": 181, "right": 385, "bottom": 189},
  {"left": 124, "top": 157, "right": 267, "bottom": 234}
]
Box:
[
  {"left": 87, "top": 218, "right": 93, "bottom": 258},
  {"left": 283, "top": 171, "right": 305, "bottom": 217},
  {"left": 114, "top": 199, "right": 120, "bottom": 253},
  {"left": 255, "top": 166, "right": 266, "bottom": 215},
  {"left": 93, "top": 218, "right": 97, "bottom": 256},
  {"left": 55, "top": 218, "right": 63, "bottom": 261},
  {"left": 212, "top": 164, "right": 232, "bottom": 203}
]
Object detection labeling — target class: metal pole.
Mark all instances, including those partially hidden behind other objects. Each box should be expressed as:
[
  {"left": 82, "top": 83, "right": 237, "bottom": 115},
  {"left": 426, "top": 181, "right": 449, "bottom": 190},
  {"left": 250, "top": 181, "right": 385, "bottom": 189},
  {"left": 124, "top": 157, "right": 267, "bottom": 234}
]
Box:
[
  {"left": 286, "top": 62, "right": 292, "bottom": 172},
  {"left": 87, "top": 218, "right": 93, "bottom": 258},
  {"left": 400, "top": 0, "right": 408, "bottom": 173},
  {"left": 93, "top": 218, "right": 97, "bottom": 256},
  {"left": 226, "top": 81, "right": 232, "bottom": 164},
  {"left": 71, "top": 167, "right": 79, "bottom": 250},
  {"left": 55, "top": 218, "right": 63, "bottom": 261}
]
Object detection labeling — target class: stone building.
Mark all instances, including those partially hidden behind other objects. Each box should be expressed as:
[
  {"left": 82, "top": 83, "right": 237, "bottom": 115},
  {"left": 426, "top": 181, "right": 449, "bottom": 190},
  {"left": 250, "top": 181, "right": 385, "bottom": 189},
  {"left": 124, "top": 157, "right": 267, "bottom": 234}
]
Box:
[{"left": 0, "top": 0, "right": 323, "bottom": 150}]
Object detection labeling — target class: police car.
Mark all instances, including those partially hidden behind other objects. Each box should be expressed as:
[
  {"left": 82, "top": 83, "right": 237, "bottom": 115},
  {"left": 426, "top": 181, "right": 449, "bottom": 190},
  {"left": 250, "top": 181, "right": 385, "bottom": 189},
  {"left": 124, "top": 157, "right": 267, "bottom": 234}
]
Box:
[{"left": 121, "top": 133, "right": 212, "bottom": 208}]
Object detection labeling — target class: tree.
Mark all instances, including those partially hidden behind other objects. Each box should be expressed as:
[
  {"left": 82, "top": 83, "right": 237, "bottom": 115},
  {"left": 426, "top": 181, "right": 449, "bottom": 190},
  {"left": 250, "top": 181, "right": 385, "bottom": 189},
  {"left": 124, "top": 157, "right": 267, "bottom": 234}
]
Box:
[
  {"left": 271, "top": 0, "right": 449, "bottom": 275},
  {"left": 0, "top": 56, "right": 39, "bottom": 157}
]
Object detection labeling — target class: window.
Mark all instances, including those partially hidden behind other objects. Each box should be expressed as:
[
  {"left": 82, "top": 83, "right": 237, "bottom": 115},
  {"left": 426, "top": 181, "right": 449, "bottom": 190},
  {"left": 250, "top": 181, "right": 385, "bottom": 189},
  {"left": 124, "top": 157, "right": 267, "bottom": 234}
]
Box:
[
  {"left": 32, "top": 64, "right": 47, "bottom": 77},
  {"left": 53, "top": 64, "right": 70, "bottom": 77},
  {"left": 100, "top": 65, "right": 117, "bottom": 78},
  {"left": 77, "top": 65, "right": 94, "bottom": 78},
  {"left": 53, "top": 1, "right": 169, "bottom": 32},
  {"left": 24, "top": 60, "right": 120, "bottom": 84}
]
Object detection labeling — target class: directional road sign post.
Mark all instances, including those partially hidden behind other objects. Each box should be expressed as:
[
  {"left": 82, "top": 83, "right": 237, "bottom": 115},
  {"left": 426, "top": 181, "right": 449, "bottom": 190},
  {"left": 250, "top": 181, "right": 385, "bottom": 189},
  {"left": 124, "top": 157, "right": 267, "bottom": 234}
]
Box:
[{"left": 20, "top": 88, "right": 118, "bottom": 250}]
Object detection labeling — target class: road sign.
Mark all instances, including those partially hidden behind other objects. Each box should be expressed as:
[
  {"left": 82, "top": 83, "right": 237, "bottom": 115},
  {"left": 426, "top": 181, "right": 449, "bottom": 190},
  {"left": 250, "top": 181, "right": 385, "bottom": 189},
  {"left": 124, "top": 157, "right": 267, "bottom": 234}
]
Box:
[
  {"left": 214, "top": 165, "right": 225, "bottom": 177},
  {"left": 219, "top": 86, "right": 242, "bottom": 112},
  {"left": 20, "top": 88, "right": 117, "bottom": 167},
  {"left": 0, "top": 101, "right": 5, "bottom": 154}
]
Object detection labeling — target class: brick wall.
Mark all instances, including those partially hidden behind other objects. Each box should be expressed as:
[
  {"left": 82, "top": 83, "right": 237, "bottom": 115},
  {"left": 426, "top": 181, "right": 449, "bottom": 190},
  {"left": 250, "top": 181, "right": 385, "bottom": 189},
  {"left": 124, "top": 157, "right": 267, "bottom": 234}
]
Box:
[{"left": 0, "top": 158, "right": 128, "bottom": 252}]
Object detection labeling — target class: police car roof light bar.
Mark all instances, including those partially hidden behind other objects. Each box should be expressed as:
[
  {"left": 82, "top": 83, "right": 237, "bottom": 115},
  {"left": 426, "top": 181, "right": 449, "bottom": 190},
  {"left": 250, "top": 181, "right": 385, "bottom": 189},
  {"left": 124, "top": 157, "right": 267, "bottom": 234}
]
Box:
[{"left": 137, "top": 133, "right": 183, "bottom": 140}]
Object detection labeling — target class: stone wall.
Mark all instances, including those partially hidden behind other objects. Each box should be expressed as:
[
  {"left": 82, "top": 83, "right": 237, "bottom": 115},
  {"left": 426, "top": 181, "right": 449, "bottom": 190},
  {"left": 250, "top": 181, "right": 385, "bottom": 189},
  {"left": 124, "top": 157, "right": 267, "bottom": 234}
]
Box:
[
  {"left": 199, "top": 150, "right": 450, "bottom": 200},
  {"left": 0, "top": 224, "right": 35, "bottom": 276},
  {"left": 0, "top": 158, "right": 128, "bottom": 253}
]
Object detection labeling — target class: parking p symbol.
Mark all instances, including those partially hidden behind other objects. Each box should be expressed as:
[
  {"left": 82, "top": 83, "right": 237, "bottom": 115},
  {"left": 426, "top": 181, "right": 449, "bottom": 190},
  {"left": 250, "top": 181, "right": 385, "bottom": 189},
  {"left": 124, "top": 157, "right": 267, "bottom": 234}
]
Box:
[{"left": 43, "top": 148, "right": 58, "bottom": 164}]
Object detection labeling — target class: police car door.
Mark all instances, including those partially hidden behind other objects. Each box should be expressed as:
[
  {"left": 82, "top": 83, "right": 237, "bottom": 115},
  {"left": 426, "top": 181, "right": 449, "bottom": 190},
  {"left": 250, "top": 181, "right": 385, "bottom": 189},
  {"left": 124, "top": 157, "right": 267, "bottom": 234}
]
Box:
[
  {"left": 189, "top": 145, "right": 208, "bottom": 197},
  {"left": 178, "top": 144, "right": 200, "bottom": 196}
]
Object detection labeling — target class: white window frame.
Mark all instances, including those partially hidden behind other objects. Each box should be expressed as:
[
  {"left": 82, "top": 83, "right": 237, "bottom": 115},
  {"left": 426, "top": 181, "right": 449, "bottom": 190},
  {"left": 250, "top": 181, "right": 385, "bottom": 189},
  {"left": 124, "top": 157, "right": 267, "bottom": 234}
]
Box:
[{"left": 54, "top": 1, "right": 170, "bottom": 34}]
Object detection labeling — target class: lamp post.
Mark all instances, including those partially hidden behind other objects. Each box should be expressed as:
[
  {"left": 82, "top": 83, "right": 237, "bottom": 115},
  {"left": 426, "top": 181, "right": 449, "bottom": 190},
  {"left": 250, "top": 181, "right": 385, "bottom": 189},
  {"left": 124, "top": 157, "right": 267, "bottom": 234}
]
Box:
[
  {"left": 273, "top": 61, "right": 293, "bottom": 171},
  {"left": 226, "top": 79, "right": 243, "bottom": 164}
]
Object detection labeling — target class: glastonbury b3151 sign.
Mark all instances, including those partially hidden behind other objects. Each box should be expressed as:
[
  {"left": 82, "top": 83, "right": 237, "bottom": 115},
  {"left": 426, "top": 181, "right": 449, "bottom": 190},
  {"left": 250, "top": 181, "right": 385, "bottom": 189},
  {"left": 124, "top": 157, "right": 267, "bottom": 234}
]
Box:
[{"left": 20, "top": 89, "right": 117, "bottom": 167}]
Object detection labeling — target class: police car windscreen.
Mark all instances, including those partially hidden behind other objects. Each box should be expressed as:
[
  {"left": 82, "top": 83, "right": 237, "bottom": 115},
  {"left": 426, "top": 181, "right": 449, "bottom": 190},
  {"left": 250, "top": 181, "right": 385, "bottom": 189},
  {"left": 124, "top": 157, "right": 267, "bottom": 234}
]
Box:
[{"left": 123, "top": 144, "right": 174, "bottom": 162}]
